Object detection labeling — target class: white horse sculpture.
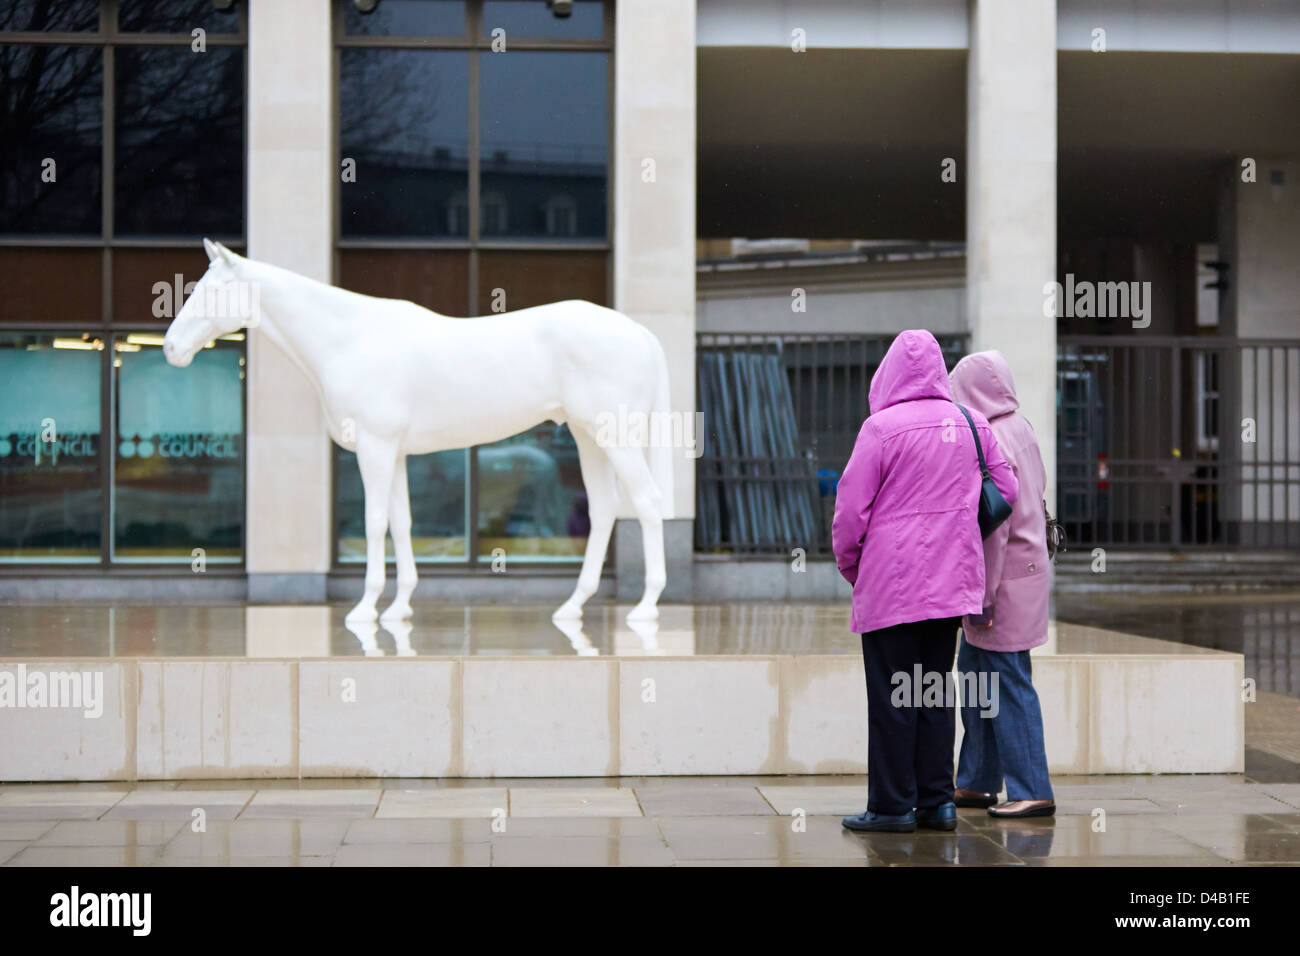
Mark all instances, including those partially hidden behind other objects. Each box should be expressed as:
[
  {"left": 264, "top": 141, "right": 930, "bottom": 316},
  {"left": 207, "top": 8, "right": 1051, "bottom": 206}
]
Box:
[{"left": 163, "top": 240, "right": 672, "bottom": 625}]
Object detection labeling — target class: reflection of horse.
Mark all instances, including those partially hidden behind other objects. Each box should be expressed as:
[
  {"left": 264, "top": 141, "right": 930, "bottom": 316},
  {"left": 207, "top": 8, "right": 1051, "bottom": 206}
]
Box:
[{"left": 164, "top": 241, "right": 673, "bottom": 624}]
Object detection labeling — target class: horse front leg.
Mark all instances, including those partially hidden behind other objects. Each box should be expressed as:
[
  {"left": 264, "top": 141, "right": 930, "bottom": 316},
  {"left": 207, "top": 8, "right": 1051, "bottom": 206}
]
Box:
[
  {"left": 381, "top": 454, "right": 417, "bottom": 622},
  {"left": 346, "top": 434, "right": 398, "bottom": 624}
]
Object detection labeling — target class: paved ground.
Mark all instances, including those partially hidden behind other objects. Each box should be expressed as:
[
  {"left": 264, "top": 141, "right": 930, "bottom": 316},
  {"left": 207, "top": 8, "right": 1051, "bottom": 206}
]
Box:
[{"left": 1, "top": 773, "right": 1298, "bottom": 867}]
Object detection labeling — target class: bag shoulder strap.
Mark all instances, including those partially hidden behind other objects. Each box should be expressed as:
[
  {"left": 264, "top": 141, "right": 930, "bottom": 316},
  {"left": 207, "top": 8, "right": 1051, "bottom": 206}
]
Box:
[{"left": 955, "top": 404, "right": 991, "bottom": 479}]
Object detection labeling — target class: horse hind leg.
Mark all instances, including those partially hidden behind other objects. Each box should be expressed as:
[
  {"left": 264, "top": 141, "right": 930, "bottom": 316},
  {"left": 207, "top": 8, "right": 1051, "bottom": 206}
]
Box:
[
  {"left": 554, "top": 427, "right": 618, "bottom": 620},
  {"left": 602, "top": 444, "right": 665, "bottom": 623}
]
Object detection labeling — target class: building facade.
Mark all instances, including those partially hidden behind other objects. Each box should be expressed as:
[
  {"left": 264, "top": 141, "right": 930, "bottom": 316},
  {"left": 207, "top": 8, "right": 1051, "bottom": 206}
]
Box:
[{"left": 0, "top": 0, "right": 1296, "bottom": 604}]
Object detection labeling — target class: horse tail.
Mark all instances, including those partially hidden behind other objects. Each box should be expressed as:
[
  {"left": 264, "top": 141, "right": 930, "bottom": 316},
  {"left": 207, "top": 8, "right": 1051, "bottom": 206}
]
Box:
[{"left": 647, "top": 329, "right": 675, "bottom": 520}]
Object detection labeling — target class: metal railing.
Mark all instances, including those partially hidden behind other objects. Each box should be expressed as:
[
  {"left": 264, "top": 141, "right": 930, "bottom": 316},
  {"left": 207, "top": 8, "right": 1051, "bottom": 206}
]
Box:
[
  {"left": 695, "top": 332, "right": 1300, "bottom": 556},
  {"left": 1057, "top": 336, "right": 1300, "bottom": 549},
  {"left": 695, "top": 332, "right": 968, "bottom": 555}
]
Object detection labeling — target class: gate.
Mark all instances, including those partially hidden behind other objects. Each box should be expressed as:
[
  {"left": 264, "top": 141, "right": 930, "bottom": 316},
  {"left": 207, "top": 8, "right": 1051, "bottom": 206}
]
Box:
[
  {"left": 1057, "top": 336, "right": 1300, "bottom": 549},
  {"left": 695, "top": 332, "right": 968, "bottom": 555},
  {"left": 694, "top": 333, "right": 1299, "bottom": 556}
]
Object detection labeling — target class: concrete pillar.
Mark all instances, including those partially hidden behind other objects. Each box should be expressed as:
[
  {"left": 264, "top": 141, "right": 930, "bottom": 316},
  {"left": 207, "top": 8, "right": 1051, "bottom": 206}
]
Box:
[
  {"left": 245, "top": 0, "right": 334, "bottom": 601},
  {"left": 613, "top": 0, "right": 696, "bottom": 599},
  {"left": 1221, "top": 158, "right": 1300, "bottom": 541},
  {"left": 966, "top": 0, "right": 1057, "bottom": 509}
]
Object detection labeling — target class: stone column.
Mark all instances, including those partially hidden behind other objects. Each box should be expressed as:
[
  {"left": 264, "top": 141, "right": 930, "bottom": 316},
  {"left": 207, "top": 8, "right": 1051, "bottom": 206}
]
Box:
[
  {"left": 1221, "top": 158, "right": 1300, "bottom": 543},
  {"left": 966, "top": 0, "right": 1058, "bottom": 508},
  {"left": 613, "top": 0, "right": 697, "bottom": 599},
  {"left": 244, "top": 0, "right": 334, "bottom": 601}
]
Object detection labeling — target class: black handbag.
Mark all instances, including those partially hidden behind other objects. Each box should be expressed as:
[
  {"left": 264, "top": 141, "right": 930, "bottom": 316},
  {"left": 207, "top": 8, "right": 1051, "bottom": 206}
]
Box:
[
  {"left": 1045, "top": 500, "right": 1067, "bottom": 561},
  {"left": 956, "top": 404, "right": 1013, "bottom": 538}
]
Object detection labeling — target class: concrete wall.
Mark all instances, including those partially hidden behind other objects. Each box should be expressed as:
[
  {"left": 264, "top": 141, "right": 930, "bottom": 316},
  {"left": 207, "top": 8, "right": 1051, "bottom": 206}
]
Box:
[
  {"left": 0, "top": 632, "right": 1244, "bottom": 779},
  {"left": 1222, "top": 158, "right": 1300, "bottom": 532},
  {"left": 1231, "top": 159, "right": 1300, "bottom": 340},
  {"left": 697, "top": 258, "right": 966, "bottom": 335},
  {"left": 697, "top": 0, "right": 1300, "bottom": 54},
  {"left": 1057, "top": 0, "right": 1300, "bottom": 53},
  {"left": 698, "top": 0, "right": 967, "bottom": 49}
]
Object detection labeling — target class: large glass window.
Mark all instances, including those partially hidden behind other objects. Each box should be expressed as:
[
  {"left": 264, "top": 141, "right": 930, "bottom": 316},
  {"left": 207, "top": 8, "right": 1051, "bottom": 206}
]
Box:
[
  {"left": 343, "top": 0, "right": 467, "bottom": 37},
  {"left": 479, "top": 51, "right": 607, "bottom": 241},
  {"left": 0, "top": 334, "right": 103, "bottom": 561},
  {"left": 334, "top": 0, "right": 610, "bottom": 568},
  {"left": 0, "top": 1, "right": 247, "bottom": 565},
  {"left": 112, "top": 335, "right": 244, "bottom": 562},
  {"left": 0, "top": 43, "right": 103, "bottom": 235},
  {"left": 114, "top": 45, "right": 245, "bottom": 237},
  {"left": 339, "top": 49, "right": 470, "bottom": 239},
  {"left": 117, "top": 0, "right": 240, "bottom": 35},
  {"left": 0, "top": 1, "right": 99, "bottom": 34}
]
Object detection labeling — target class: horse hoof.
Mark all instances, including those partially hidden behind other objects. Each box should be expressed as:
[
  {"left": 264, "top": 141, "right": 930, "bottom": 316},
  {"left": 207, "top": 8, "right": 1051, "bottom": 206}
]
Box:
[
  {"left": 380, "top": 603, "right": 413, "bottom": 622},
  {"left": 346, "top": 606, "right": 379, "bottom": 624},
  {"left": 552, "top": 603, "right": 582, "bottom": 621},
  {"left": 626, "top": 604, "right": 659, "bottom": 623}
]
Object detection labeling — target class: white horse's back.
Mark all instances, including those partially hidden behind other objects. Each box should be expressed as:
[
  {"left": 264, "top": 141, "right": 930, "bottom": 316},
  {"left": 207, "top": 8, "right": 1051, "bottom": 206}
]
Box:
[{"left": 325, "top": 297, "right": 665, "bottom": 460}]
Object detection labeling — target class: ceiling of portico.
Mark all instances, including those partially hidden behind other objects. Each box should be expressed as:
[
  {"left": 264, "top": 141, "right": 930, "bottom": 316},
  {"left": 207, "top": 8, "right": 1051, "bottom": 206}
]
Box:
[{"left": 697, "top": 47, "right": 1300, "bottom": 241}]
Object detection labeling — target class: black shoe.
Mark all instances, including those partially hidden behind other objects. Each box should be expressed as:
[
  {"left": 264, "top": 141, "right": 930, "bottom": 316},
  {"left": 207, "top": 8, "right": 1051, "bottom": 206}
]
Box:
[
  {"left": 916, "top": 801, "right": 958, "bottom": 831},
  {"left": 954, "top": 787, "right": 998, "bottom": 808},
  {"left": 842, "top": 810, "right": 917, "bottom": 833}
]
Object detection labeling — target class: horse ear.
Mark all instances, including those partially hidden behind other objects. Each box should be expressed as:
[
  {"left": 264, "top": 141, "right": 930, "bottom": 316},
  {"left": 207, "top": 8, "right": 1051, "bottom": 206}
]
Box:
[
  {"left": 214, "top": 241, "right": 237, "bottom": 264},
  {"left": 203, "top": 238, "right": 219, "bottom": 262}
]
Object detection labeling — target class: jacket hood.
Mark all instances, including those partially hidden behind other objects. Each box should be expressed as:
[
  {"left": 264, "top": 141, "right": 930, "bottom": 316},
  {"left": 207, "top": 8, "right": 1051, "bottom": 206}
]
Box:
[
  {"left": 868, "top": 329, "right": 954, "bottom": 414},
  {"left": 949, "top": 349, "right": 1020, "bottom": 421}
]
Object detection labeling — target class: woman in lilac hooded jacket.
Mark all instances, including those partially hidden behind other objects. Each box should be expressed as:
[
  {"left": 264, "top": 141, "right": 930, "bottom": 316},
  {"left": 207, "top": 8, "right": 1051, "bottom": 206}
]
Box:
[
  {"left": 948, "top": 350, "right": 1055, "bottom": 818},
  {"left": 833, "top": 330, "right": 1018, "bottom": 833}
]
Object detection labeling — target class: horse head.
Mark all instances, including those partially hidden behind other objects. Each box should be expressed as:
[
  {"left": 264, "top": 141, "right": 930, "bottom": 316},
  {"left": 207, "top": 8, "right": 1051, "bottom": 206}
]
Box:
[{"left": 163, "top": 238, "right": 260, "bottom": 367}]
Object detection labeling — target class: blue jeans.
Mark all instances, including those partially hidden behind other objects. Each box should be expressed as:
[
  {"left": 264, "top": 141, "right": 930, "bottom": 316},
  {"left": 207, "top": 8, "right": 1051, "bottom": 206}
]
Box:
[{"left": 956, "top": 633, "right": 1054, "bottom": 801}]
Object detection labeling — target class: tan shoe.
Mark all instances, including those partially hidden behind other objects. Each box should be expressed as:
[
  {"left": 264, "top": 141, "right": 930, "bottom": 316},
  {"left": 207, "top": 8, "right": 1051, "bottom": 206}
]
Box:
[{"left": 988, "top": 799, "right": 1055, "bottom": 818}]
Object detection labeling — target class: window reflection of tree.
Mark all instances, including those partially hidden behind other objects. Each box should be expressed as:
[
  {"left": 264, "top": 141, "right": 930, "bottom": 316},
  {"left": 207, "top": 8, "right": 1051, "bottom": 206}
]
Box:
[
  {"left": 114, "top": 46, "right": 244, "bottom": 235},
  {"left": 118, "top": 0, "right": 239, "bottom": 35},
  {"left": 0, "top": 0, "right": 98, "bottom": 33},
  {"left": 341, "top": 50, "right": 450, "bottom": 170},
  {"left": 340, "top": 49, "right": 459, "bottom": 236},
  {"left": 0, "top": 43, "right": 102, "bottom": 233}
]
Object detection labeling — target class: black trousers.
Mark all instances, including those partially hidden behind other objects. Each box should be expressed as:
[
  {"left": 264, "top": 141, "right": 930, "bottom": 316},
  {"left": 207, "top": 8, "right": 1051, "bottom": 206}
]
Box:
[{"left": 860, "top": 617, "right": 960, "bottom": 815}]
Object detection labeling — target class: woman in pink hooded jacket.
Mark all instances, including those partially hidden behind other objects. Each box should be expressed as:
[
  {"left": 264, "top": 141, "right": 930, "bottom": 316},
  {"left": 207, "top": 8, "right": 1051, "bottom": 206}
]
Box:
[
  {"left": 948, "top": 350, "right": 1055, "bottom": 818},
  {"left": 833, "top": 330, "right": 1018, "bottom": 833}
]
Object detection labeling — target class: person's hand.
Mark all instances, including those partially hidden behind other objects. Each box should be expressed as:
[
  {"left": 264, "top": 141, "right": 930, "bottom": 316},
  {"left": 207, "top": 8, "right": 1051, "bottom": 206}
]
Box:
[{"left": 968, "top": 607, "right": 994, "bottom": 627}]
